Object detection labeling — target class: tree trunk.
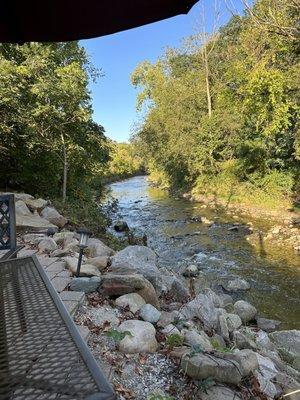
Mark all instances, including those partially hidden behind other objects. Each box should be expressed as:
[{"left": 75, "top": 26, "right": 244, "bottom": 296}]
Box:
[
  {"left": 203, "top": 45, "right": 212, "bottom": 118},
  {"left": 61, "top": 134, "right": 68, "bottom": 203}
]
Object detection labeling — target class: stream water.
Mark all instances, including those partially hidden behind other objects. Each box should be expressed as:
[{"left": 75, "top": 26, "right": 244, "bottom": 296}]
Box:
[{"left": 105, "top": 176, "right": 300, "bottom": 329}]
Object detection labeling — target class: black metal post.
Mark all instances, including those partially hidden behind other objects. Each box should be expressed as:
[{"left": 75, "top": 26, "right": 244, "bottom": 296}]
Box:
[{"left": 76, "top": 247, "right": 84, "bottom": 277}]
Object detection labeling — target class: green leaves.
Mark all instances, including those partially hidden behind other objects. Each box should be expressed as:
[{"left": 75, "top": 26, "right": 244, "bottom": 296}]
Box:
[{"left": 105, "top": 329, "right": 133, "bottom": 342}]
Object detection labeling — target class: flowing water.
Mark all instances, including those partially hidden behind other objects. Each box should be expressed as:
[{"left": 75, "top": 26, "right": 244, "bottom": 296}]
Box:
[{"left": 105, "top": 176, "right": 300, "bottom": 329}]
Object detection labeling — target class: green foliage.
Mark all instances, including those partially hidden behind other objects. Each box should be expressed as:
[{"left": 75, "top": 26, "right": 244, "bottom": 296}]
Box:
[
  {"left": 147, "top": 394, "right": 174, "bottom": 400},
  {"left": 105, "top": 329, "right": 133, "bottom": 342},
  {"left": 165, "top": 333, "right": 184, "bottom": 349},
  {"left": 131, "top": 0, "right": 300, "bottom": 208},
  {"left": 211, "top": 339, "right": 234, "bottom": 353},
  {"left": 0, "top": 42, "right": 109, "bottom": 199}
]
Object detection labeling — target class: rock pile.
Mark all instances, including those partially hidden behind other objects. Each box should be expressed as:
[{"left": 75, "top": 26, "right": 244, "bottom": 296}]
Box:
[{"left": 10, "top": 191, "right": 300, "bottom": 400}]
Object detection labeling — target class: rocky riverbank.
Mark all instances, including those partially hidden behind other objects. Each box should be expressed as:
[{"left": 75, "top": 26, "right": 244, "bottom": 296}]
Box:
[{"left": 6, "top": 191, "right": 300, "bottom": 399}]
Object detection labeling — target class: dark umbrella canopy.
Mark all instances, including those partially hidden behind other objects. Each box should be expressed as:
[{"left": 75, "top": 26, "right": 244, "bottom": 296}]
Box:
[{"left": 0, "top": 0, "right": 198, "bottom": 43}]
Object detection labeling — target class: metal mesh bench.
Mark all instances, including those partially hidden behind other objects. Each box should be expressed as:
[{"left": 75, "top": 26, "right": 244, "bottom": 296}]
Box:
[{"left": 0, "top": 255, "right": 115, "bottom": 400}]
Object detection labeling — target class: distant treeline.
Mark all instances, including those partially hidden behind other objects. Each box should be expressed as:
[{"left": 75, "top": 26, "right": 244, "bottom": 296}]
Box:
[{"left": 131, "top": 0, "right": 300, "bottom": 209}]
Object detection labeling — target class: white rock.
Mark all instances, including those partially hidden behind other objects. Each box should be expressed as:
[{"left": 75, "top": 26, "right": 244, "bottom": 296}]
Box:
[
  {"left": 118, "top": 320, "right": 158, "bottom": 353},
  {"left": 41, "top": 206, "right": 67, "bottom": 228},
  {"left": 115, "top": 293, "right": 146, "bottom": 313}
]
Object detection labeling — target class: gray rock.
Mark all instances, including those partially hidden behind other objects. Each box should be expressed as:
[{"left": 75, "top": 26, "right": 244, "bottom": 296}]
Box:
[
  {"left": 181, "top": 349, "right": 258, "bottom": 384},
  {"left": 276, "top": 372, "right": 300, "bottom": 400},
  {"left": 69, "top": 277, "right": 101, "bottom": 293},
  {"left": 16, "top": 213, "right": 57, "bottom": 230},
  {"left": 118, "top": 320, "right": 158, "bottom": 353},
  {"left": 203, "top": 288, "right": 223, "bottom": 308},
  {"left": 200, "top": 385, "right": 242, "bottom": 400},
  {"left": 181, "top": 293, "right": 218, "bottom": 329},
  {"left": 223, "top": 278, "right": 250, "bottom": 292},
  {"left": 115, "top": 293, "right": 145, "bottom": 313},
  {"left": 256, "top": 317, "right": 281, "bottom": 333},
  {"left": 50, "top": 248, "right": 71, "bottom": 257},
  {"left": 38, "top": 237, "right": 58, "bottom": 252},
  {"left": 182, "top": 264, "right": 199, "bottom": 277},
  {"left": 270, "top": 330, "right": 300, "bottom": 370},
  {"left": 232, "top": 330, "right": 257, "bottom": 351},
  {"left": 41, "top": 206, "right": 67, "bottom": 228},
  {"left": 217, "top": 314, "right": 229, "bottom": 341},
  {"left": 255, "top": 329, "right": 274, "bottom": 351},
  {"left": 218, "top": 293, "right": 233, "bottom": 307},
  {"left": 226, "top": 313, "right": 242, "bottom": 332},
  {"left": 86, "top": 256, "right": 109, "bottom": 271},
  {"left": 183, "top": 329, "right": 212, "bottom": 351},
  {"left": 139, "top": 304, "right": 161, "bottom": 324},
  {"left": 157, "top": 311, "right": 183, "bottom": 328},
  {"left": 254, "top": 353, "right": 278, "bottom": 399},
  {"left": 100, "top": 273, "right": 160, "bottom": 308},
  {"left": 110, "top": 245, "right": 159, "bottom": 284},
  {"left": 89, "top": 305, "right": 120, "bottom": 328},
  {"left": 234, "top": 300, "right": 257, "bottom": 323},
  {"left": 169, "top": 277, "right": 190, "bottom": 302},
  {"left": 86, "top": 238, "right": 114, "bottom": 257},
  {"left": 15, "top": 200, "right": 31, "bottom": 216},
  {"left": 53, "top": 231, "right": 75, "bottom": 244}
]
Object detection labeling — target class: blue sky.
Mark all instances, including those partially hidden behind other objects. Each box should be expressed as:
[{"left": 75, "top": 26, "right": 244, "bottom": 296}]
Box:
[{"left": 81, "top": 1, "right": 246, "bottom": 142}]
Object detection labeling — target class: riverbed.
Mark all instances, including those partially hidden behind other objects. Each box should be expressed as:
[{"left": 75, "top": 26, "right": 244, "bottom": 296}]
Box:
[{"left": 105, "top": 176, "right": 300, "bottom": 329}]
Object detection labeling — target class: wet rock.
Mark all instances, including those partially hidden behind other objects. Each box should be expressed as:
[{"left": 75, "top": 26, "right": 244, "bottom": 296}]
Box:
[
  {"left": 38, "top": 237, "right": 58, "bottom": 253},
  {"left": 181, "top": 293, "right": 218, "bottom": 329},
  {"left": 200, "top": 385, "right": 242, "bottom": 400},
  {"left": 100, "top": 273, "right": 159, "bottom": 308},
  {"left": 222, "top": 278, "right": 250, "bottom": 292},
  {"left": 118, "top": 320, "right": 158, "bottom": 353},
  {"left": 69, "top": 277, "right": 101, "bottom": 293},
  {"left": 114, "top": 220, "right": 129, "bottom": 232},
  {"left": 65, "top": 257, "right": 101, "bottom": 277},
  {"left": 183, "top": 329, "right": 212, "bottom": 351},
  {"left": 110, "top": 245, "right": 159, "bottom": 286},
  {"left": 41, "top": 206, "right": 67, "bottom": 228},
  {"left": 86, "top": 256, "right": 109, "bottom": 271},
  {"left": 270, "top": 330, "right": 300, "bottom": 370},
  {"left": 139, "top": 304, "right": 161, "bottom": 324},
  {"left": 181, "top": 349, "right": 258, "bottom": 384},
  {"left": 182, "top": 264, "right": 199, "bottom": 277},
  {"left": 115, "top": 293, "right": 146, "bottom": 313},
  {"left": 86, "top": 238, "right": 114, "bottom": 257},
  {"left": 234, "top": 300, "right": 257, "bottom": 323},
  {"left": 256, "top": 317, "right": 281, "bottom": 333}
]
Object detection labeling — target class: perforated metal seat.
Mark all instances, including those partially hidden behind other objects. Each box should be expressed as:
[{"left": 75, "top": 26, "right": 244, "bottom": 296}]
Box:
[{"left": 0, "top": 256, "right": 115, "bottom": 400}]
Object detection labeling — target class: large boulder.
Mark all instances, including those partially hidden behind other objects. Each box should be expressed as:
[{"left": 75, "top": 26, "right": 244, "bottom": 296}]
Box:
[
  {"left": 234, "top": 300, "right": 257, "bottom": 323},
  {"left": 118, "top": 320, "right": 158, "bottom": 353},
  {"left": 256, "top": 317, "right": 281, "bottom": 333},
  {"left": 115, "top": 293, "right": 146, "bottom": 313},
  {"left": 99, "top": 273, "right": 159, "bottom": 308},
  {"left": 110, "top": 245, "right": 160, "bottom": 286},
  {"left": 41, "top": 206, "right": 67, "bottom": 228},
  {"left": 270, "top": 330, "right": 300, "bottom": 370},
  {"left": 254, "top": 353, "right": 278, "bottom": 399},
  {"left": 16, "top": 213, "right": 57, "bottom": 230},
  {"left": 180, "top": 293, "right": 218, "bottom": 329},
  {"left": 181, "top": 349, "right": 258, "bottom": 384},
  {"left": 86, "top": 238, "right": 114, "bottom": 257}
]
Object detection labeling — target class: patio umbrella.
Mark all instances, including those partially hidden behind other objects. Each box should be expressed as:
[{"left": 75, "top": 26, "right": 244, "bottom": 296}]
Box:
[{"left": 0, "top": 0, "right": 198, "bottom": 43}]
